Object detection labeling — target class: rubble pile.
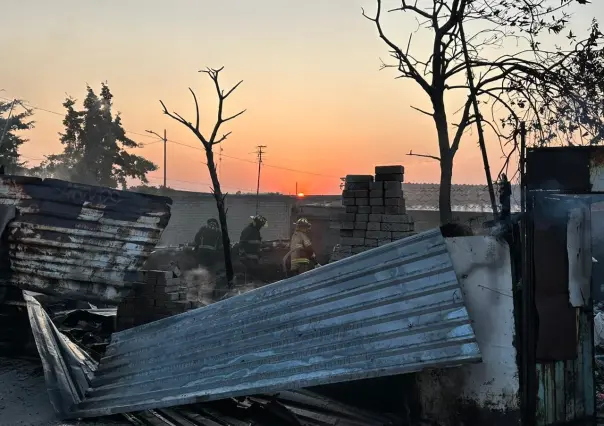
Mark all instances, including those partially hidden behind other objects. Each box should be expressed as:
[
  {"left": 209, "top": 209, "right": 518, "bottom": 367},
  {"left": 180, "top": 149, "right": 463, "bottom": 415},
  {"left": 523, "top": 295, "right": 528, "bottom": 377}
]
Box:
[
  {"left": 116, "top": 268, "right": 204, "bottom": 331},
  {"left": 331, "top": 165, "right": 415, "bottom": 262}
]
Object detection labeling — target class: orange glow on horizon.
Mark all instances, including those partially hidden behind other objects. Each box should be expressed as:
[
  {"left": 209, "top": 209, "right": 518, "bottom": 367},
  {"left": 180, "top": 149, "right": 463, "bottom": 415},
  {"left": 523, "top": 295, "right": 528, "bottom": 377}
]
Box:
[{"left": 297, "top": 192, "right": 305, "bottom": 198}]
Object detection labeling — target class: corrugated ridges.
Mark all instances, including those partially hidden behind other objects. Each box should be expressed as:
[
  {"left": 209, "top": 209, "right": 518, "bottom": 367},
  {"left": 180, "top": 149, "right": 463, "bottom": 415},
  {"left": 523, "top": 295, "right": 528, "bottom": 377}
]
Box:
[
  {"left": 71, "top": 229, "right": 481, "bottom": 418},
  {"left": 0, "top": 176, "right": 172, "bottom": 303}
]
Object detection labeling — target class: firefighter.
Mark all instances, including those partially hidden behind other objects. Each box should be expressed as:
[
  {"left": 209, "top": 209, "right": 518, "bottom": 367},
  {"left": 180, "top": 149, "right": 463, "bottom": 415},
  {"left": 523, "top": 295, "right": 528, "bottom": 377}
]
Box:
[
  {"left": 238, "top": 215, "right": 267, "bottom": 268},
  {"left": 284, "top": 218, "right": 316, "bottom": 276},
  {"left": 193, "top": 218, "right": 223, "bottom": 265}
]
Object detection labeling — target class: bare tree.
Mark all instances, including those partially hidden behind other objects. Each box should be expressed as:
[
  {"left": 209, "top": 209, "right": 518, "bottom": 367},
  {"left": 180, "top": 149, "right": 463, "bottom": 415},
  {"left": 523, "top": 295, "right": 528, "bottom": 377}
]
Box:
[
  {"left": 160, "top": 67, "right": 246, "bottom": 287},
  {"left": 363, "top": 0, "right": 601, "bottom": 224}
]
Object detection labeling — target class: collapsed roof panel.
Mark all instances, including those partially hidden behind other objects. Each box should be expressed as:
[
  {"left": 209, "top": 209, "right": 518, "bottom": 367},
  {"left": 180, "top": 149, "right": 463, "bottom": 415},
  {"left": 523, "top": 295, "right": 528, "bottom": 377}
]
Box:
[
  {"left": 71, "top": 229, "right": 480, "bottom": 418},
  {"left": 0, "top": 176, "right": 172, "bottom": 303}
]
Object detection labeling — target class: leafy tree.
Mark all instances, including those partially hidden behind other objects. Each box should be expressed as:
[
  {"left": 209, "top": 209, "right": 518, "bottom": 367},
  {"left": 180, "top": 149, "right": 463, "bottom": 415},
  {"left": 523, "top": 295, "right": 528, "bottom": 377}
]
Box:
[
  {"left": 160, "top": 67, "right": 246, "bottom": 287},
  {"left": 0, "top": 99, "right": 34, "bottom": 174},
  {"left": 363, "top": 0, "right": 602, "bottom": 224},
  {"left": 33, "top": 83, "right": 157, "bottom": 188}
]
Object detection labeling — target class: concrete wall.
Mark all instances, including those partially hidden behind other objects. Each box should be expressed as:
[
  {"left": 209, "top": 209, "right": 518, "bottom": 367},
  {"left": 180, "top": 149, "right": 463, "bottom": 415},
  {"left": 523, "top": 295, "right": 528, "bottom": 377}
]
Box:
[
  {"left": 417, "top": 237, "right": 519, "bottom": 426},
  {"left": 159, "top": 192, "right": 296, "bottom": 246}
]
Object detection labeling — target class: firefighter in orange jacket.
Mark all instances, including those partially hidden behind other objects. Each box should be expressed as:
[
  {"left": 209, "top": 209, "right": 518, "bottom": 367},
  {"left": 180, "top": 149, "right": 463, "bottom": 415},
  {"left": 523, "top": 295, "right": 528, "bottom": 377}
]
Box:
[{"left": 284, "top": 218, "right": 316, "bottom": 275}]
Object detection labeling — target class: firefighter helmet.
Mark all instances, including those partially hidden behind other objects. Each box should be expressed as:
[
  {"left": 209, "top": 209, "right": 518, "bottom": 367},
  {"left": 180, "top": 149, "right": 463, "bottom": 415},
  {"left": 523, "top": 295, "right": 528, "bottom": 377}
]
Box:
[
  {"left": 250, "top": 215, "right": 268, "bottom": 228},
  {"left": 294, "top": 218, "right": 311, "bottom": 229}
]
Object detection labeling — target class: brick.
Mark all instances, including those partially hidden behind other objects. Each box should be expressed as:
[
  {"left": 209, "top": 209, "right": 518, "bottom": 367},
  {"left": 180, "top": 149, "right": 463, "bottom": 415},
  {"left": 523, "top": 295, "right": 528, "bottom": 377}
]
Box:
[
  {"left": 342, "top": 197, "right": 356, "bottom": 206},
  {"left": 340, "top": 229, "right": 353, "bottom": 237},
  {"left": 369, "top": 181, "right": 384, "bottom": 190},
  {"left": 375, "top": 173, "right": 403, "bottom": 182},
  {"left": 384, "top": 205, "right": 406, "bottom": 215},
  {"left": 344, "top": 182, "right": 371, "bottom": 190},
  {"left": 365, "top": 238, "right": 378, "bottom": 247},
  {"left": 353, "top": 230, "right": 366, "bottom": 238},
  {"left": 345, "top": 174, "right": 374, "bottom": 183},
  {"left": 341, "top": 237, "right": 366, "bottom": 246},
  {"left": 375, "top": 165, "right": 405, "bottom": 175},
  {"left": 342, "top": 189, "right": 369, "bottom": 198},
  {"left": 366, "top": 222, "right": 381, "bottom": 231},
  {"left": 354, "top": 222, "right": 367, "bottom": 230},
  {"left": 370, "top": 198, "right": 384, "bottom": 206},
  {"left": 355, "top": 213, "right": 369, "bottom": 222},
  {"left": 339, "top": 212, "right": 357, "bottom": 222},
  {"left": 385, "top": 197, "right": 405, "bottom": 206},
  {"left": 366, "top": 230, "right": 392, "bottom": 239},
  {"left": 371, "top": 206, "right": 385, "bottom": 214},
  {"left": 383, "top": 181, "right": 404, "bottom": 190},
  {"left": 340, "top": 221, "right": 354, "bottom": 230},
  {"left": 369, "top": 214, "right": 383, "bottom": 222},
  {"left": 369, "top": 189, "right": 383, "bottom": 198},
  {"left": 384, "top": 187, "right": 403, "bottom": 198},
  {"left": 355, "top": 198, "right": 369, "bottom": 206},
  {"left": 357, "top": 205, "right": 371, "bottom": 214},
  {"left": 346, "top": 206, "right": 358, "bottom": 213},
  {"left": 392, "top": 231, "right": 415, "bottom": 239},
  {"left": 382, "top": 214, "right": 414, "bottom": 223},
  {"left": 381, "top": 222, "right": 414, "bottom": 232}
]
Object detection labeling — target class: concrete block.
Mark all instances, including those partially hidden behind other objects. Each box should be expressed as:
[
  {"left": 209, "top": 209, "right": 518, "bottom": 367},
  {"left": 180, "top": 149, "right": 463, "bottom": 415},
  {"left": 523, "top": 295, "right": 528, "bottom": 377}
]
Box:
[
  {"left": 354, "top": 222, "right": 367, "bottom": 230},
  {"left": 371, "top": 206, "right": 385, "bottom": 214},
  {"left": 384, "top": 205, "right": 406, "bottom": 215},
  {"left": 353, "top": 230, "right": 366, "bottom": 238},
  {"left": 382, "top": 214, "right": 414, "bottom": 224},
  {"left": 369, "top": 181, "right": 384, "bottom": 190},
  {"left": 345, "top": 206, "right": 358, "bottom": 213},
  {"left": 385, "top": 197, "right": 405, "bottom": 206},
  {"left": 383, "top": 181, "right": 404, "bottom": 190},
  {"left": 356, "top": 213, "right": 369, "bottom": 222},
  {"left": 384, "top": 188, "right": 403, "bottom": 198},
  {"left": 341, "top": 221, "right": 354, "bottom": 230},
  {"left": 345, "top": 174, "right": 374, "bottom": 183},
  {"left": 370, "top": 198, "right": 384, "bottom": 206},
  {"left": 378, "top": 239, "right": 393, "bottom": 246},
  {"left": 355, "top": 198, "right": 369, "bottom": 206},
  {"left": 340, "top": 229, "right": 354, "bottom": 237},
  {"left": 342, "top": 189, "right": 369, "bottom": 198},
  {"left": 358, "top": 206, "right": 372, "bottom": 214},
  {"left": 366, "top": 230, "right": 392, "bottom": 239},
  {"left": 340, "top": 212, "right": 357, "bottom": 222},
  {"left": 369, "top": 214, "right": 383, "bottom": 222},
  {"left": 381, "top": 222, "right": 414, "bottom": 232},
  {"left": 365, "top": 238, "right": 378, "bottom": 247},
  {"left": 351, "top": 246, "right": 368, "bottom": 254},
  {"left": 344, "top": 182, "right": 371, "bottom": 190},
  {"left": 369, "top": 189, "right": 383, "bottom": 198},
  {"left": 367, "top": 222, "right": 381, "bottom": 231},
  {"left": 375, "top": 165, "right": 404, "bottom": 175},
  {"left": 338, "top": 245, "right": 352, "bottom": 253},
  {"left": 342, "top": 197, "right": 356, "bottom": 206},
  {"left": 341, "top": 237, "right": 366, "bottom": 246},
  {"left": 375, "top": 173, "right": 403, "bottom": 182}
]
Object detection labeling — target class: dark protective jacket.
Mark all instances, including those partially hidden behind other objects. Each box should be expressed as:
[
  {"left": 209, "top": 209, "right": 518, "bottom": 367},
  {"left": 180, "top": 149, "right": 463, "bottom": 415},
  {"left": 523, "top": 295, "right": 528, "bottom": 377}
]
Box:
[
  {"left": 193, "top": 226, "right": 223, "bottom": 250},
  {"left": 239, "top": 224, "right": 262, "bottom": 260}
]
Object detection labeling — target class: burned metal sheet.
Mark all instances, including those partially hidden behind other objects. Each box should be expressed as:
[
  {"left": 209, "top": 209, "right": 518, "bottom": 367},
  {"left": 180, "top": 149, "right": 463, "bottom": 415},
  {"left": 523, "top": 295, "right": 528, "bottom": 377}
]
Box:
[
  {"left": 0, "top": 176, "right": 172, "bottom": 303},
  {"left": 72, "top": 229, "right": 481, "bottom": 418}
]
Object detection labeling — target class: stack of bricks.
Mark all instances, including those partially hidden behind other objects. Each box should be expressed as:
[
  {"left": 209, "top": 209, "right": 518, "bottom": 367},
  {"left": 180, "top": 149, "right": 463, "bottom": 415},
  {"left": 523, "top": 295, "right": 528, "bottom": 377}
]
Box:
[
  {"left": 331, "top": 165, "right": 415, "bottom": 262},
  {"left": 116, "top": 266, "right": 205, "bottom": 331}
]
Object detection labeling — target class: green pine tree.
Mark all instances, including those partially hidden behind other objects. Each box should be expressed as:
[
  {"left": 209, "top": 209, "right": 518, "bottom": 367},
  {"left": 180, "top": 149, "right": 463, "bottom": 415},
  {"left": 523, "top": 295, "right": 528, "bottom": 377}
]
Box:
[
  {"left": 0, "top": 100, "right": 33, "bottom": 174},
  {"left": 34, "top": 83, "right": 157, "bottom": 188}
]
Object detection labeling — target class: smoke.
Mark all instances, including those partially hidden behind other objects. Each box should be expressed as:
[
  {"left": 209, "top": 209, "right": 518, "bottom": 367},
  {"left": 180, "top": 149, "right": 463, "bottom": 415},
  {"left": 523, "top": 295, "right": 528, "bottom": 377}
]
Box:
[{"left": 183, "top": 267, "right": 216, "bottom": 306}]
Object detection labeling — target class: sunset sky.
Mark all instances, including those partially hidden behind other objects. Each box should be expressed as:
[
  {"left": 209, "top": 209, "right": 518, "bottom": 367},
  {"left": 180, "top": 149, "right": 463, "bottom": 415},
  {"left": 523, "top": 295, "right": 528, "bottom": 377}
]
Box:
[{"left": 2, "top": 0, "right": 603, "bottom": 195}]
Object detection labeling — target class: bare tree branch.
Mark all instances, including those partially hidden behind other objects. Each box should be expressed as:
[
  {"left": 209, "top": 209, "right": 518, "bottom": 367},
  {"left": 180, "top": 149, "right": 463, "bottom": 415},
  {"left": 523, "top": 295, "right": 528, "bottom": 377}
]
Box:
[{"left": 407, "top": 150, "right": 441, "bottom": 161}]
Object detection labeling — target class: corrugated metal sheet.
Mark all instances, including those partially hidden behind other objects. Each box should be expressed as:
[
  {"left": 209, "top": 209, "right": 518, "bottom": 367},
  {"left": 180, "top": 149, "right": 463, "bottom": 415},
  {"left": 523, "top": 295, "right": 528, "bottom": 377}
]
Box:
[
  {"left": 536, "top": 309, "right": 595, "bottom": 425},
  {"left": 70, "top": 229, "right": 481, "bottom": 418},
  {"left": 0, "top": 176, "right": 172, "bottom": 303}
]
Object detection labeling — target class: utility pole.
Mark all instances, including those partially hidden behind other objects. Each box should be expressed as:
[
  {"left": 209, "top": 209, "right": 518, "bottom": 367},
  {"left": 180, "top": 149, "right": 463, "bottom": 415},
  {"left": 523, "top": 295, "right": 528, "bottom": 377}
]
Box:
[
  {"left": 255, "top": 145, "right": 266, "bottom": 214},
  {"left": 145, "top": 129, "right": 167, "bottom": 188}
]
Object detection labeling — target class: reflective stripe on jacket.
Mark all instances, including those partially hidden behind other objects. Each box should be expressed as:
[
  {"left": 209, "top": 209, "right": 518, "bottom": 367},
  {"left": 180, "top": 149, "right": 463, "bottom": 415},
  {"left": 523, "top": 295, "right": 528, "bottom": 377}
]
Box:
[{"left": 290, "top": 231, "right": 312, "bottom": 270}]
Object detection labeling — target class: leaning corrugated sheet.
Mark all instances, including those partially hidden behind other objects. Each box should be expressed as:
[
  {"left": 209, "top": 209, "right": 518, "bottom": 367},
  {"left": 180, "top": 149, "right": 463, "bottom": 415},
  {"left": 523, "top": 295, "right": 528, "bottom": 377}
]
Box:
[
  {"left": 71, "top": 229, "right": 481, "bottom": 418},
  {"left": 0, "top": 176, "right": 172, "bottom": 303}
]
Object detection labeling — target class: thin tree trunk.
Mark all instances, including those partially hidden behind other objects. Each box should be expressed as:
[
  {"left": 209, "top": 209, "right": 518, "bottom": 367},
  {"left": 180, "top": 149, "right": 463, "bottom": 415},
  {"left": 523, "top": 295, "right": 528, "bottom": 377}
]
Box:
[
  {"left": 205, "top": 149, "right": 234, "bottom": 287},
  {"left": 432, "top": 98, "right": 454, "bottom": 225}
]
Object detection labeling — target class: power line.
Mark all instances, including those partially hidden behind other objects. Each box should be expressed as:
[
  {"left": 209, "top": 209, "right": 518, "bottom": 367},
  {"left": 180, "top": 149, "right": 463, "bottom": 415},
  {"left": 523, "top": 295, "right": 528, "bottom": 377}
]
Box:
[{"left": 1, "top": 95, "right": 341, "bottom": 179}]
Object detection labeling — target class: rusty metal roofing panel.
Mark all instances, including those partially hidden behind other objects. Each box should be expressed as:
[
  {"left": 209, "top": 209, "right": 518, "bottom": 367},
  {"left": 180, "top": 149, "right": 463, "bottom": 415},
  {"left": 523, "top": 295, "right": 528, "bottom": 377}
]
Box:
[
  {"left": 70, "top": 229, "right": 481, "bottom": 418},
  {"left": 0, "top": 176, "right": 172, "bottom": 303}
]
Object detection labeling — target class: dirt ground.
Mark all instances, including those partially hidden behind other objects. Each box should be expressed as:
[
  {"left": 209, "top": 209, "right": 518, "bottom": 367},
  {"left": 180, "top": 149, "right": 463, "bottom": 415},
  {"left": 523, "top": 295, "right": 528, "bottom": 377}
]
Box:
[{"left": 0, "top": 357, "right": 128, "bottom": 426}]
